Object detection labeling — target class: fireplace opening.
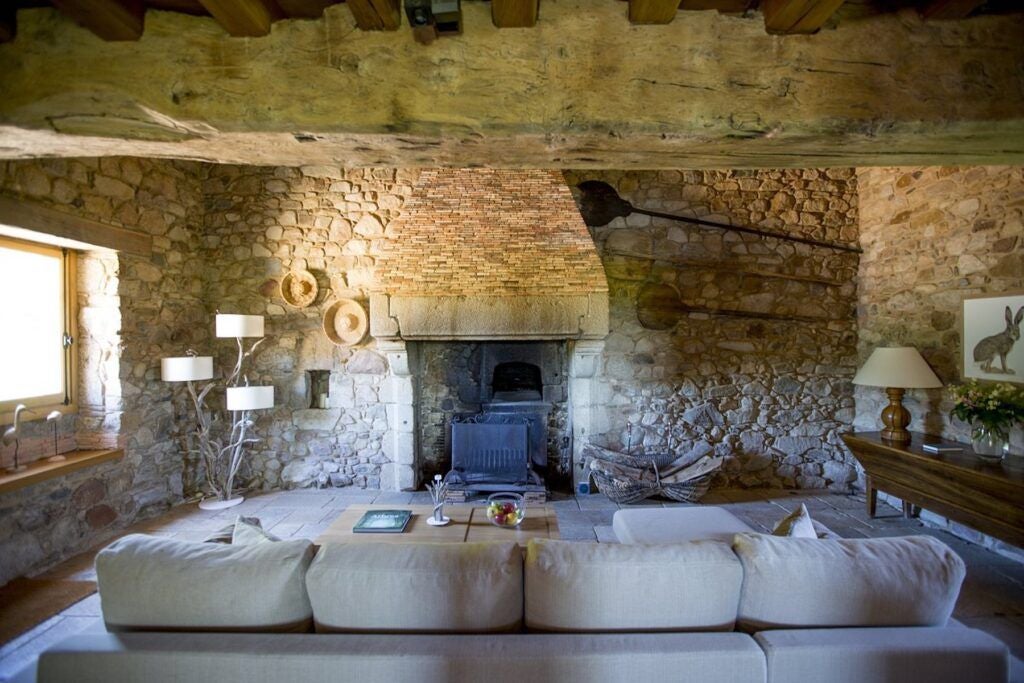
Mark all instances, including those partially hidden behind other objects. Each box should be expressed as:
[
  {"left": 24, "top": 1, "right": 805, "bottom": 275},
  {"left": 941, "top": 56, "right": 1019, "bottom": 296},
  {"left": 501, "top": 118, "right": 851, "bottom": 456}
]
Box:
[
  {"left": 492, "top": 361, "right": 542, "bottom": 401},
  {"left": 416, "top": 341, "right": 570, "bottom": 498}
]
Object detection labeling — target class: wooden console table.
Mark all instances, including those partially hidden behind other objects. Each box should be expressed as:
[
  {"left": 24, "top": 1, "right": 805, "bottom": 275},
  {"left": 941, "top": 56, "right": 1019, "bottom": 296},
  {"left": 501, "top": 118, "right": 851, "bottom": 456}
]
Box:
[{"left": 842, "top": 432, "right": 1024, "bottom": 548}]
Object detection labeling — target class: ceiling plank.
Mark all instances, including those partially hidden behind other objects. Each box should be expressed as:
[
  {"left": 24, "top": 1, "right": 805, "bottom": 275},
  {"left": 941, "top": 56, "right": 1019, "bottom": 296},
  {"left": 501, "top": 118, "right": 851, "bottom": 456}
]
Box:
[
  {"left": 921, "top": 0, "right": 986, "bottom": 20},
  {"left": 679, "top": 0, "right": 752, "bottom": 12},
  {"left": 492, "top": 0, "right": 538, "bottom": 27},
  {"left": 50, "top": 0, "right": 145, "bottom": 41},
  {"left": 195, "top": 0, "right": 283, "bottom": 36},
  {"left": 762, "top": 0, "right": 845, "bottom": 34},
  {"left": 347, "top": 0, "right": 400, "bottom": 29},
  {"left": 275, "top": 0, "right": 337, "bottom": 18},
  {"left": 628, "top": 0, "right": 679, "bottom": 24},
  {"left": 0, "top": 8, "right": 15, "bottom": 43}
]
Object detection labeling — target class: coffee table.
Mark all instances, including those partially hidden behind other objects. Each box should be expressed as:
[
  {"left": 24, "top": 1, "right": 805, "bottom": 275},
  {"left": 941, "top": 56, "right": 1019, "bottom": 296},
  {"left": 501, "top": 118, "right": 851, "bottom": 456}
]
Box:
[{"left": 316, "top": 503, "right": 559, "bottom": 545}]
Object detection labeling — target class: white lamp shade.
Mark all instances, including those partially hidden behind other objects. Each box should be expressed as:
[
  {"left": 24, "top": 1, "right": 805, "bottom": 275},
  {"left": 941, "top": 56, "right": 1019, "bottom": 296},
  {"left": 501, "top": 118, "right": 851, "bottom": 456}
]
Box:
[
  {"left": 227, "top": 385, "right": 274, "bottom": 411},
  {"left": 852, "top": 347, "right": 943, "bottom": 389},
  {"left": 216, "top": 314, "right": 265, "bottom": 338},
  {"left": 161, "top": 356, "right": 214, "bottom": 382}
]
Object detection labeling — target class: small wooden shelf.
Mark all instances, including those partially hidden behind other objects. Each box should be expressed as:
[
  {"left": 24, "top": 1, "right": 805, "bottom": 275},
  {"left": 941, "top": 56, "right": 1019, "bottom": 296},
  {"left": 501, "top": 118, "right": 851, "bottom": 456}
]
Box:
[{"left": 0, "top": 449, "right": 123, "bottom": 495}]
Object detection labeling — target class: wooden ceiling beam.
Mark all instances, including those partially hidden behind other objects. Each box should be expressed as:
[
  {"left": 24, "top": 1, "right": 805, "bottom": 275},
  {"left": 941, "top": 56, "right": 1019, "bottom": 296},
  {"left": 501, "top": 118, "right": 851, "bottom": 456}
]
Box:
[
  {"left": 275, "top": 0, "right": 337, "bottom": 18},
  {"left": 492, "top": 0, "right": 539, "bottom": 27},
  {"left": 762, "top": 0, "right": 845, "bottom": 34},
  {"left": 0, "top": 8, "right": 15, "bottom": 43},
  {"left": 921, "top": 0, "right": 986, "bottom": 20},
  {"left": 628, "top": 0, "right": 679, "bottom": 24},
  {"left": 195, "top": 0, "right": 283, "bottom": 36},
  {"left": 50, "top": 0, "right": 145, "bottom": 41},
  {"left": 347, "top": 0, "right": 400, "bottom": 30},
  {"left": 679, "top": 0, "right": 752, "bottom": 12}
]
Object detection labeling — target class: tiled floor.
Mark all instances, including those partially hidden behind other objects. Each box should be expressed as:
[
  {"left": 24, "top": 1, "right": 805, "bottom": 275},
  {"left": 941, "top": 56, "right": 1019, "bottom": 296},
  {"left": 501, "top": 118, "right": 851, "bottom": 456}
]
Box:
[{"left": 2, "top": 488, "right": 1023, "bottom": 681}]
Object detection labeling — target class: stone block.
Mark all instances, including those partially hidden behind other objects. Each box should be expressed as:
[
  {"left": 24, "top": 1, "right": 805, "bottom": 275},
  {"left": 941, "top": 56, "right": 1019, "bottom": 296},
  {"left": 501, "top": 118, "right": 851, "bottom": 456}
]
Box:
[
  {"left": 346, "top": 349, "right": 387, "bottom": 375},
  {"left": 386, "top": 404, "right": 415, "bottom": 433},
  {"left": 292, "top": 409, "right": 342, "bottom": 431}
]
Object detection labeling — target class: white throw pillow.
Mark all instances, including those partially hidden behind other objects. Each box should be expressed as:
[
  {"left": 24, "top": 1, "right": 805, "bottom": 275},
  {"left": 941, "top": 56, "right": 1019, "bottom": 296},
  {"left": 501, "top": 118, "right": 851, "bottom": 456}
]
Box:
[
  {"left": 525, "top": 538, "right": 743, "bottom": 632},
  {"left": 732, "top": 533, "right": 965, "bottom": 631},
  {"left": 96, "top": 534, "right": 314, "bottom": 632},
  {"left": 231, "top": 516, "right": 279, "bottom": 545},
  {"left": 772, "top": 503, "right": 817, "bottom": 538}
]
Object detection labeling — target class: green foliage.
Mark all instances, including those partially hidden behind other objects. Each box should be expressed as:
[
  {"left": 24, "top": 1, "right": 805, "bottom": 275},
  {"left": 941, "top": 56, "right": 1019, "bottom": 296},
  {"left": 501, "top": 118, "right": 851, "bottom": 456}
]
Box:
[{"left": 949, "top": 380, "right": 1024, "bottom": 440}]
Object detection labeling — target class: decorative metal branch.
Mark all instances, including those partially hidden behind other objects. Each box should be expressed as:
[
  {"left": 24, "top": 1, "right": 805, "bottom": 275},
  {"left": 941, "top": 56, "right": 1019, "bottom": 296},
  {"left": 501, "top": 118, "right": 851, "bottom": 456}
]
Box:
[{"left": 180, "top": 339, "right": 265, "bottom": 504}]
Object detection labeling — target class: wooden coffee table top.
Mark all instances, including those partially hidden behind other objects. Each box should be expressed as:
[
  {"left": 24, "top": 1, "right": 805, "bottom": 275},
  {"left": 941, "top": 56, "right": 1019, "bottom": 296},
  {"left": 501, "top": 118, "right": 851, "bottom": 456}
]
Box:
[{"left": 316, "top": 503, "right": 559, "bottom": 545}]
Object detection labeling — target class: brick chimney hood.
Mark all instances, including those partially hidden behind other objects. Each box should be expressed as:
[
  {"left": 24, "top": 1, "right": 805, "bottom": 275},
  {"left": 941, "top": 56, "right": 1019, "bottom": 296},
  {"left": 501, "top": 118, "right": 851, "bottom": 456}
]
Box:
[{"left": 370, "top": 169, "right": 609, "bottom": 341}]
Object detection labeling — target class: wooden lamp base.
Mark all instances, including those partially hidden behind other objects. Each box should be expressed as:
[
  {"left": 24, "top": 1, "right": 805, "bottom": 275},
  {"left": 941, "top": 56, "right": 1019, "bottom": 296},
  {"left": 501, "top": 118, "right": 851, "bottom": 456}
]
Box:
[{"left": 880, "top": 387, "right": 911, "bottom": 444}]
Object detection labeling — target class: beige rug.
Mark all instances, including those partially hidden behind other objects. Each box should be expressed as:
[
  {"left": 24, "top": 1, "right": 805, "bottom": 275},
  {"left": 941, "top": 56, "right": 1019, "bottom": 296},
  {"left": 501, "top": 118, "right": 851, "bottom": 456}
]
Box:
[{"left": 0, "top": 578, "right": 97, "bottom": 645}]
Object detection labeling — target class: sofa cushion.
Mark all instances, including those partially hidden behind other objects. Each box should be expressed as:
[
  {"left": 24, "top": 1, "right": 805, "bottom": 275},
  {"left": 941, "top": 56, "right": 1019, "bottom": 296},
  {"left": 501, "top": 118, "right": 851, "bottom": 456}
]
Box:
[
  {"left": 732, "top": 533, "right": 965, "bottom": 631},
  {"left": 525, "top": 538, "right": 743, "bottom": 632},
  {"left": 95, "top": 534, "right": 315, "bottom": 632},
  {"left": 755, "top": 627, "right": 1008, "bottom": 683},
  {"left": 612, "top": 506, "right": 754, "bottom": 544},
  {"left": 306, "top": 542, "right": 522, "bottom": 633}
]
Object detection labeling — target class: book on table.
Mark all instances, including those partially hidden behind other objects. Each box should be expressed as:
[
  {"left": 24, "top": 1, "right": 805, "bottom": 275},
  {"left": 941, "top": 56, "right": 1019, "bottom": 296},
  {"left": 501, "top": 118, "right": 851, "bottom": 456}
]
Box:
[{"left": 352, "top": 509, "right": 413, "bottom": 533}]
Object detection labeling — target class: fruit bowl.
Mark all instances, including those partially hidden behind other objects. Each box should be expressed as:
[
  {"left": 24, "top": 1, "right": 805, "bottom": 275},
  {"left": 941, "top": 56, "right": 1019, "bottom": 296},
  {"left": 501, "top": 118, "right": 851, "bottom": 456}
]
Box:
[{"left": 485, "top": 493, "right": 526, "bottom": 529}]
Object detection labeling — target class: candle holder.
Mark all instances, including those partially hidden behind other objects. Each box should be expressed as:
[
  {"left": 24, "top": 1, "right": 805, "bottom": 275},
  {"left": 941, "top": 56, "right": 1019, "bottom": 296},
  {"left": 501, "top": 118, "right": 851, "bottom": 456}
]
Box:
[{"left": 425, "top": 474, "right": 450, "bottom": 526}]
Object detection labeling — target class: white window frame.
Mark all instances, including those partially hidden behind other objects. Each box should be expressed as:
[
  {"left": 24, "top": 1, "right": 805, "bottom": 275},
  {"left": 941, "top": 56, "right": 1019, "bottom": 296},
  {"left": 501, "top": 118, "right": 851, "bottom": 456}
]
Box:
[{"left": 0, "top": 235, "right": 77, "bottom": 422}]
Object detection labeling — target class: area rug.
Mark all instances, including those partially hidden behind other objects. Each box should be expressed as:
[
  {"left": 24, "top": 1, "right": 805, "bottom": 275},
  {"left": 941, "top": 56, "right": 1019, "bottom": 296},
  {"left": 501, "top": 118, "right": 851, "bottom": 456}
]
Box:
[{"left": 0, "top": 578, "right": 97, "bottom": 644}]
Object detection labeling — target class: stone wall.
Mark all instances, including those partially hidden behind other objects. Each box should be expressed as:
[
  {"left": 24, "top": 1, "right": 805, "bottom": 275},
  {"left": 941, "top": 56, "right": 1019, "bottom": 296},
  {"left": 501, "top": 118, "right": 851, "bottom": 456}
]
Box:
[
  {"left": 199, "top": 166, "right": 419, "bottom": 490},
  {"left": 564, "top": 169, "right": 861, "bottom": 489},
  {"left": 0, "top": 157, "right": 206, "bottom": 584},
  {"left": 855, "top": 166, "right": 1024, "bottom": 453}
]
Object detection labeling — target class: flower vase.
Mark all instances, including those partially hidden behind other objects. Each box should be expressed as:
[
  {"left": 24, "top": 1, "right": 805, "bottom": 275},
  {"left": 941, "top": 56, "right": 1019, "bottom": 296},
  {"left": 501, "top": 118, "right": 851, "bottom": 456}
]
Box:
[{"left": 971, "top": 422, "right": 1008, "bottom": 463}]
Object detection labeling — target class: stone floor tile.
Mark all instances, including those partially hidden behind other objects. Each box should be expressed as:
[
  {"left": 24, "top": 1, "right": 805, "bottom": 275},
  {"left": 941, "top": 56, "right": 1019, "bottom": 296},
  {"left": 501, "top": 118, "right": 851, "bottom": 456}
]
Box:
[
  {"left": 409, "top": 491, "right": 434, "bottom": 504},
  {"left": 265, "top": 522, "right": 304, "bottom": 538},
  {"left": 263, "top": 491, "right": 337, "bottom": 509},
  {"left": 575, "top": 494, "right": 619, "bottom": 510},
  {"left": 60, "top": 593, "right": 102, "bottom": 618},
  {"left": 594, "top": 526, "right": 619, "bottom": 543},
  {"left": 372, "top": 492, "right": 415, "bottom": 505}
]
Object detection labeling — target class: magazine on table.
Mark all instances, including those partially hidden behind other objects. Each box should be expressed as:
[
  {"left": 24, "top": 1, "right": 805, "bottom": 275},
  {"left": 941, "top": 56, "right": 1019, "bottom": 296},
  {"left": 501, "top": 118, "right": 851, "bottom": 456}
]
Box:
[{"left": 353, "top": 509, "right": 413, "bottom": 533}]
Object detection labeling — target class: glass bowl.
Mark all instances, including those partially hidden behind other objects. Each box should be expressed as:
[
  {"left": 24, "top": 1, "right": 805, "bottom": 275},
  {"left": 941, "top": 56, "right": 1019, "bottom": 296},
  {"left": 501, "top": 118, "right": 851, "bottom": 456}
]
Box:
[{"left": 485, "top": 493, "right": 526, "bottom": 529}]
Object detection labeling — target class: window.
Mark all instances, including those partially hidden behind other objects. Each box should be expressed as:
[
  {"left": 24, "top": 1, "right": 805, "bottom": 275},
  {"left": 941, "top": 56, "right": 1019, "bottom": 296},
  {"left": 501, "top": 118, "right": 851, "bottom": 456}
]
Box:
[{"left": 0, "top": 236, "right": 76, "bottom": 415}]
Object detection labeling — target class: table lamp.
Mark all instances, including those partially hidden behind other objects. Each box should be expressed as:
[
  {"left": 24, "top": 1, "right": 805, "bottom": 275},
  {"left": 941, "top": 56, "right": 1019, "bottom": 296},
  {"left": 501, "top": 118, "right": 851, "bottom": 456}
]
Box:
[{"left": 852, "top": 347, "right": 942, "bottom": 444}]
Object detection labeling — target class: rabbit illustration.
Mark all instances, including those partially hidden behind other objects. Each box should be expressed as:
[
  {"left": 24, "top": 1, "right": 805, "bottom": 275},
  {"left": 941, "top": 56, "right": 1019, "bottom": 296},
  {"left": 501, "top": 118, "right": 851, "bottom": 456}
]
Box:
[{"left": 973, "top": 305, "right": 1024, "bottom": 374}]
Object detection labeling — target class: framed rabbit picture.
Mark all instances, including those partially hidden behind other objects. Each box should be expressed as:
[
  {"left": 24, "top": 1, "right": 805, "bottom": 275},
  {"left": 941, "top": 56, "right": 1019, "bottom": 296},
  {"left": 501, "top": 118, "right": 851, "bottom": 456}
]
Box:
[{"left": 962, "top": 292, "right": 1024, "bottom": 385}]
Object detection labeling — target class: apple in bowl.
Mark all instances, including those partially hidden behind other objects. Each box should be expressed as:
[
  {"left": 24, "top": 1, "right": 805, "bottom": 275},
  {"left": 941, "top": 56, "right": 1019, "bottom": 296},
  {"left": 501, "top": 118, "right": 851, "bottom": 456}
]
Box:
[{"left": 485, "top": 493, "right": 525, "bottom": 528}]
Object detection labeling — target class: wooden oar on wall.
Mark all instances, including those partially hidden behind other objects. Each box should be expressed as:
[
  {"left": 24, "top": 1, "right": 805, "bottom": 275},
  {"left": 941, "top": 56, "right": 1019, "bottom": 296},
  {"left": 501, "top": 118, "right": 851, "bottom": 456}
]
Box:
[
  {"left": 607, "top": 249, "right": 844, "bottom": 287},
  {"left": 576, "top": 181, "right": 862, "bottom": 255},
  {"left": 637, "top": 282, "right": 834, "bottom": 329}
]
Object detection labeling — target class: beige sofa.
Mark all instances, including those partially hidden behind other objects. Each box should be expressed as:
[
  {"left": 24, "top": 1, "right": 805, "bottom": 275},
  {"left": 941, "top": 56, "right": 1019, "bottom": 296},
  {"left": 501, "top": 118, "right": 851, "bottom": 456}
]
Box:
[{"left": 14, "top": 532, "right": 1010, "bottom": 683}]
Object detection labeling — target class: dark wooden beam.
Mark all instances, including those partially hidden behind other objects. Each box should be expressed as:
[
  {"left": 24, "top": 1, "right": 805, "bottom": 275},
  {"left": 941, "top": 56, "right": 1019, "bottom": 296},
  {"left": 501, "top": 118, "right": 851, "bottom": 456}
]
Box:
[
  {"left": 0, "top": 8, "right": 15, "bottom": 43},
  {"left": 0, "top": 195, "right": 153, "bottom": 256},
  {"left": 921, "top": 0, "right": 986, "bottom": 20},
  {"left": 679, "top": 0, "right": 752, "bottom": 12},
  {"left": 195, "top": 0, "right": 283, "bottom": 36},
  {"left": 761, "top": 0, "right": 845, "bottom": 34},
  {"left": 347, "top": 0, "right": 400, "bottom": 30},
  {"left": 50, "top": 0, "right": 145, "bottom": 41},
  {"left": 492, "top": 0, "right": 539, "bottom": 27},
  {"left": 628, "top": 0, "right": 679, "bottom": 24},
  {"left": 275, "top": 0, "right": 337, "bottom": 18}
]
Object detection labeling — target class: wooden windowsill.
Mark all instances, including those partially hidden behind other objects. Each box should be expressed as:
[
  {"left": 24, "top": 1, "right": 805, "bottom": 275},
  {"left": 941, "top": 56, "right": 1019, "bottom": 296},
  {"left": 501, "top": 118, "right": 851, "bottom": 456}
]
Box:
[{"left": 0, "top": 449, "right": 123, "bottom": 495}]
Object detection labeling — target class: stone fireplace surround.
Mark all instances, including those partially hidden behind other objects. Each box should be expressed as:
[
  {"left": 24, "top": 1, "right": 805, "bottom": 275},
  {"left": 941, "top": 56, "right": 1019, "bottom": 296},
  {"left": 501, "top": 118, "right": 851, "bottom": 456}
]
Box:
[{"left": 369, "top": 168, "right": 610, "bottom": 491}]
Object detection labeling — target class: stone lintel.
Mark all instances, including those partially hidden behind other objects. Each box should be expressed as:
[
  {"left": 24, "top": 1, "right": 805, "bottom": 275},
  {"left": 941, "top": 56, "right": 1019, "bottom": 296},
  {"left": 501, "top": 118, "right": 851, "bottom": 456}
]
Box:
[{"left": 369, "top": 294, "right": 610, "bottom": 341}]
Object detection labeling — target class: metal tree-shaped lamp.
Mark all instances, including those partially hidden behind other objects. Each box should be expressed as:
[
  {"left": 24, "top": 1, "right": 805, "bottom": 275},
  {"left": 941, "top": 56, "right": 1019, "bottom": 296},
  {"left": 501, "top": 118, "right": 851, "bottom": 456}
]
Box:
[{"left": 161, "top": 314, "right": 275, "bottom": 511}]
